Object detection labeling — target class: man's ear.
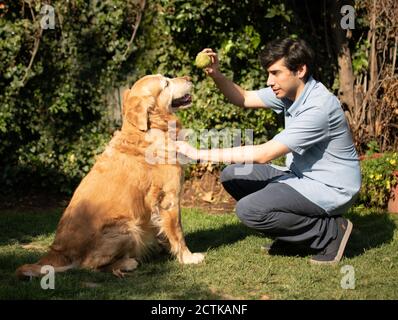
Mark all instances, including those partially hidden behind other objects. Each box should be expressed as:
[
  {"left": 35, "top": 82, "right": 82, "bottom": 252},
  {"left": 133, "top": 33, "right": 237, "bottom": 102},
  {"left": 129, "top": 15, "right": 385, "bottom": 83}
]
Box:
[
  {"left": 296, "top": 64, "right": 307, "bottom": 80},
  {"left": 123, "top": 94, "right": 155, "bottom": 131}
]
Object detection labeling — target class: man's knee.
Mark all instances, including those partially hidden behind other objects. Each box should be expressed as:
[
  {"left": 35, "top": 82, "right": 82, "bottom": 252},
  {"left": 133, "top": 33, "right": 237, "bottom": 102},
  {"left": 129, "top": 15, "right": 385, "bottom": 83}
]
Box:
[
  {"left": 236, "top": 198, "right": 265, "bottom": 226},
  {"left": 235, "top": 198, "right": 249, "bottom": 223},
  {"left": 220, "top": 164, "right": 239, "bottom": 184},
  {"left": 236, "top": 198, "right": 281, "bottom": 234}
]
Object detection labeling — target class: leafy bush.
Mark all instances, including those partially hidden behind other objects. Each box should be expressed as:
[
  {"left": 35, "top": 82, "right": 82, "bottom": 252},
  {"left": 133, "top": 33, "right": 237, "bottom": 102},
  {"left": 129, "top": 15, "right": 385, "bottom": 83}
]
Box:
[
  {"left": 0, "top": 0, "right": 141, "bottom": 195},
  {"left": 359, "top": 152, "right": 398, "bottom": 208}
]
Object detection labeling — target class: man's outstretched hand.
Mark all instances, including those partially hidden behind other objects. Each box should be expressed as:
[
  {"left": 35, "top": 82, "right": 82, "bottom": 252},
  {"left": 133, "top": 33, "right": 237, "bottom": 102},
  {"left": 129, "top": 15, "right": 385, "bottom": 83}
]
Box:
[
  {"left": 199, "top": 48, "right": 220, "bottom": 77},
  {"left": 175, "top": 140, "right": 199, "bottom": 160}
]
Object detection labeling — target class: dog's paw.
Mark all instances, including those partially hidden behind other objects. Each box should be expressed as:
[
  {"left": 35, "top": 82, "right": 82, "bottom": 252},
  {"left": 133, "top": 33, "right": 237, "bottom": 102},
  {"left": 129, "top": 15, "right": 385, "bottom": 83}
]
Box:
[
  {"left": 121, "top": 258, "right": 138, "bottom": 271},
  {"left": 112, "top": 259, "right": 138, "bottom": 278},
  {"left": 181, "top": 252, "right": 205, "bottom": 264},
  {"left": 112, "top": 269, "right": 126, "bottom": 278}
]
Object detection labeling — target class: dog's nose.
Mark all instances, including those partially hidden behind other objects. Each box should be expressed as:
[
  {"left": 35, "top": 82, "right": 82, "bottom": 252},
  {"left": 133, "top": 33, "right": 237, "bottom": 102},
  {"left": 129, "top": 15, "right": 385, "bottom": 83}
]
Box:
[{"left": 182, "top": 76, "right": 191, "bottom": 82}]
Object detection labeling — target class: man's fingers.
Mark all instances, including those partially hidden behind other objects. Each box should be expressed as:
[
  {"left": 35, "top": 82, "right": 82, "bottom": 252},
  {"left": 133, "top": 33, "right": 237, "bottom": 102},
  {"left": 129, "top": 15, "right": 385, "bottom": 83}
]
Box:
[
  {"left": 200, "top": 49, "right": 218, "bottom": 66},
  {"left": 202, "top": 48, "right": 214, "bottom": 53},
  {"left": 202, "top": 51, "right": 217, "bottom": 60}
]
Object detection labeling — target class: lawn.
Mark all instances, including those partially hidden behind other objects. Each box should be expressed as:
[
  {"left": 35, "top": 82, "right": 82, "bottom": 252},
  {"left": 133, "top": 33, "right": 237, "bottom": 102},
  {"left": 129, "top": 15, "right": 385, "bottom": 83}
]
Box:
[{"left": 0, "top": 206, "right": 397, "bottom": 300}]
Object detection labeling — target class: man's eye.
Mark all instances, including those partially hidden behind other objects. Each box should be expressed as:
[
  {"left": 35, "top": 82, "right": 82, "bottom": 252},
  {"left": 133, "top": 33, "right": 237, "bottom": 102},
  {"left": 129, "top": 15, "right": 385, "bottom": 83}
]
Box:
[{"left": 165, "top": 81, "right": 169, "bottom": 87}]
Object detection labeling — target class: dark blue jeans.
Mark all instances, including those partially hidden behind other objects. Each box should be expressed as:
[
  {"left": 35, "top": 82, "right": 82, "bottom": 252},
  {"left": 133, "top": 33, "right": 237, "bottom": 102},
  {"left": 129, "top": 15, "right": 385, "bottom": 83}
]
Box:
[{"left": 221, "top": 164, "right": 339, "bottom": 250}]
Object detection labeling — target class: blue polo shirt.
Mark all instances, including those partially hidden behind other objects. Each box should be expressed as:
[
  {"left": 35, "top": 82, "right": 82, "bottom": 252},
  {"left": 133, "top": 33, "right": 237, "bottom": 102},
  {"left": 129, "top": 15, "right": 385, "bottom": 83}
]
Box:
[{"left": 256, "top": 76, "right": 361, "bottom": 215}]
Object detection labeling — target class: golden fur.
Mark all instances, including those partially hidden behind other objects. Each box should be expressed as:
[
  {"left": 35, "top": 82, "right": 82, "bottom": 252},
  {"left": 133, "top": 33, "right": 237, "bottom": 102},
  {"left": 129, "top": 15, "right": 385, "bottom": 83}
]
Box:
[{"left": 16, "top": 74, "right": 204, "bottom": 279}]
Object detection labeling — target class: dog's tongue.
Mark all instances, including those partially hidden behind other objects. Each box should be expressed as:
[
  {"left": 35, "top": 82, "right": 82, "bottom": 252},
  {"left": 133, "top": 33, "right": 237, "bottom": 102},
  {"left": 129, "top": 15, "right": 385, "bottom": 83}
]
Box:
[{"left": 172, "top": 94, "right": 192, "bottom": 108}]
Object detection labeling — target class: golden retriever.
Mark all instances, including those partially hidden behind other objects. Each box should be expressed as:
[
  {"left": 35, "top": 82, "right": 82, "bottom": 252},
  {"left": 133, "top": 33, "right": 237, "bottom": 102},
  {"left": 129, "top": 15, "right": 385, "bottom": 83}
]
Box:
[{"left": 16, "top": 74, "right": 204, "bottom": 279}]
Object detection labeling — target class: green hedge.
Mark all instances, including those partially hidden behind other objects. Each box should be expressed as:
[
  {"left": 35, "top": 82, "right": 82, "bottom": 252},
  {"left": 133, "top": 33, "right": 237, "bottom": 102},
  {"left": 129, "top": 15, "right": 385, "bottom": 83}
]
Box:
[
  {"left": 0, "top": 0, "right": 141, "bottom": 194},
  {"left": 359, "top": 152, "right": 398, "bottom": 208}
]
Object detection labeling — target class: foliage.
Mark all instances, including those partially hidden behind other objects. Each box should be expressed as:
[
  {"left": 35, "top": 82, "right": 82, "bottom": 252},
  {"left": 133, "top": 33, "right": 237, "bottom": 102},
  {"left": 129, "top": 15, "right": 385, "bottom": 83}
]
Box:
[
  {"left": 359, "top": 152, "right": 398, "bottom": 208},
  {"left": 0, "top": 0, "right": 141, "bottom": 194},
  {"left": 351, "top": 38, "right": 370, "bottom": 77}
]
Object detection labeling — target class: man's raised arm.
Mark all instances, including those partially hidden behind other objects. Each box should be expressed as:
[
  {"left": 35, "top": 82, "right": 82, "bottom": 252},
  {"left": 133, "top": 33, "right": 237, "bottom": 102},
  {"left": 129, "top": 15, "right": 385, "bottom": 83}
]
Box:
[{"left": 200, "top": 48, "right": 267, "bottom": 109}]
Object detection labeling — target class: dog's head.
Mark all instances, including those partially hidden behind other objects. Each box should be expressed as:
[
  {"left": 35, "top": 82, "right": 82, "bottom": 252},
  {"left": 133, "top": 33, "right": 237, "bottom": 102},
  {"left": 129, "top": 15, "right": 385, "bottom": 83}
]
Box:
[{"left": 122, "top": 74, "right": 192, "bottom": 131}]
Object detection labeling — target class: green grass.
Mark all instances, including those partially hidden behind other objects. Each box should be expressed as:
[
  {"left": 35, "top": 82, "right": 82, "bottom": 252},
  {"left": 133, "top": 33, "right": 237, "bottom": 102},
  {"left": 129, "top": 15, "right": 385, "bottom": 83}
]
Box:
[{"left": 0, "top": 206, "right": 397, "bottom": 300}]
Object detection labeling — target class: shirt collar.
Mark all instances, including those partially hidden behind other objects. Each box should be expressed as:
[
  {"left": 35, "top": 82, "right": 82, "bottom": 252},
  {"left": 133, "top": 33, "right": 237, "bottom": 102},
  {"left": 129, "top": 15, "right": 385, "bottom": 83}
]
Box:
[{"left": 285, "top": 76, "right": 316, "bottom": 116}]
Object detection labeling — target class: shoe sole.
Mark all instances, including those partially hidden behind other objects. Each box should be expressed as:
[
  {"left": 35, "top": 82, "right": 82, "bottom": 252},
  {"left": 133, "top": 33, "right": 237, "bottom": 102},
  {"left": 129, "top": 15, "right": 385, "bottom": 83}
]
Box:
[
  {"left": 260, "top": 244, "right": 272, "bottom": 254},
  {"left": 309, "top": 219, "right": 353, "bottom": 266}
]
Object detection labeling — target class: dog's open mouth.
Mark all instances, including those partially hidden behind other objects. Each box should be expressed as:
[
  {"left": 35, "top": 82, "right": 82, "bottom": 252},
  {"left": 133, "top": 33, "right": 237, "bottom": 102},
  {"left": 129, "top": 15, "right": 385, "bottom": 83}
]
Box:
[{"left": 171, "top": 94, "right": 192, "bottom": 109}]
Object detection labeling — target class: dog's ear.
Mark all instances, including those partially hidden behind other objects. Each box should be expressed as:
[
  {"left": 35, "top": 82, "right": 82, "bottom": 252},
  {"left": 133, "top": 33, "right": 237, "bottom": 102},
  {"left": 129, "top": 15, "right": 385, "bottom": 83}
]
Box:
[
  {"left": 123, "top": 92, "right": 154, "bottom": 131},
  {"left": 122, "top": 89, "right": 130, "bottom": 108}
]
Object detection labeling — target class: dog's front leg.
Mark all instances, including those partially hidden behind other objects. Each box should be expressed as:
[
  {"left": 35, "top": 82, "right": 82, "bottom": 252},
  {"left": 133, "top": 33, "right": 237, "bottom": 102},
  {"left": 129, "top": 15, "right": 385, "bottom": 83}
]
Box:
[{"left": 158, "top": 196, "right": 204, "bottom": 264}]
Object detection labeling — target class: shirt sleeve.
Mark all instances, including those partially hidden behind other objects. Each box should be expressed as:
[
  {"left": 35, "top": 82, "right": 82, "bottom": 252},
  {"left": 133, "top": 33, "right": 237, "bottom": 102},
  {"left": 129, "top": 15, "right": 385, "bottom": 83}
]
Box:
[
  {"left": 255, "top": 87, "right": 286, "bottom": 114},
  {"left": 272, "top": 107, "right": 329, "bottom": 155}
]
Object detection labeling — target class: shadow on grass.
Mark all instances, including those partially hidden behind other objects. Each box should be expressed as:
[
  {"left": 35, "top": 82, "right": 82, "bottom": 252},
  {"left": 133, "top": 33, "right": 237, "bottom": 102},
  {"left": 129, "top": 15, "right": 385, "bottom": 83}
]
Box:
[
  {"left": 0, "top": 209, "right": 230, "bottom": 299},
  {"left": 185, "top": 223, "right": 258, "bottom": 253},
  {"left": 0, "top": 249, "right": 222, "bottom": 299},
  {"left": 0, "top": 209, "right": 62, "bottom": 246},
  {"left": 344, "top": 210, "right": 397, "bottom": 258},
  {"left": 1, "top": 207, "right": 395, "bottom": 259},
  {"left": 185, "top": 210, "right": 397, "bottom": 259}
]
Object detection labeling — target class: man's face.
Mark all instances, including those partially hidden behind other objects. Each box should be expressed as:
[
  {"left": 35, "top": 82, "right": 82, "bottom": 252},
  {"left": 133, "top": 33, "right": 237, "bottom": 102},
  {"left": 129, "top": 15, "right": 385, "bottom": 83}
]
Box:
[{"left": 266, "top": 58, "right": 303, "bottom": 100}]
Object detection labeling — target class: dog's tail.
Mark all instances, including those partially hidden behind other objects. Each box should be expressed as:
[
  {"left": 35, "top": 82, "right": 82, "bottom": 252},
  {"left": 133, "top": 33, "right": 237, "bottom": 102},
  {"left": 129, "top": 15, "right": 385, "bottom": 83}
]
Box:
[{"left": 16, "top": 249, "right": 76, "bottom": 281}]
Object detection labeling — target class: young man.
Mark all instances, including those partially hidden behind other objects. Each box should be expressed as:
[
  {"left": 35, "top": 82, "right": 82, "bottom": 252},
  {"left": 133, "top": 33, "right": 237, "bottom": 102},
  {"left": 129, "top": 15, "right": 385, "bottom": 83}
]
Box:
[{"left": 175, "top": 38, "right": 361, "bottom": 265}]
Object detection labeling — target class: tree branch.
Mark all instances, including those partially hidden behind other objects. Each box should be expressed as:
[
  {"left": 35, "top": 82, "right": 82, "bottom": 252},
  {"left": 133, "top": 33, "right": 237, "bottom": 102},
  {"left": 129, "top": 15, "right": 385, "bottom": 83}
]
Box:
[
  {"left": 121, "top": 0, "right": 146, "bottom": 61},
  {"left": 21, "top": 2, "right": 43, "bottom": 86}
]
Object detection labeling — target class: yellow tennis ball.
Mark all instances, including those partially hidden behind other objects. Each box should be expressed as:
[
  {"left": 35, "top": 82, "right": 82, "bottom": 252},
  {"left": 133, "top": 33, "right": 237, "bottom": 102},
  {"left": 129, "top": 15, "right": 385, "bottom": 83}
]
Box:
[{"left": 195, "top": 52, "right": 212, "bottom": 68}]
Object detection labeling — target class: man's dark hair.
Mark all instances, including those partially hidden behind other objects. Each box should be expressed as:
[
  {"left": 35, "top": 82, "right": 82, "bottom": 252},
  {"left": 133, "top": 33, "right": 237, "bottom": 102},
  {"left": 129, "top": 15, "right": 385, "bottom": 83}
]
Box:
[{"left": 259, "top": 38, "right": 315, "bottom": 81}]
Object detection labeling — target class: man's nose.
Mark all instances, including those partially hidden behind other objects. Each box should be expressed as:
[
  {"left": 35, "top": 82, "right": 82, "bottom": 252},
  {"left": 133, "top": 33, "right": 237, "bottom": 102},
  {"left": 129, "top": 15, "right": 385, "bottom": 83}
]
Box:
[{"left": 266, "top": 75, "right": 275, "bottom": 87}]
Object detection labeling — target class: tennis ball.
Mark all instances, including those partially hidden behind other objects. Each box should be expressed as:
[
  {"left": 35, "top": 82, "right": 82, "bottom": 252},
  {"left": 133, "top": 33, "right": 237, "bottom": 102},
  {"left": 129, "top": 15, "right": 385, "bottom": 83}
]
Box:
[{"left": 195, "top": 52, "right": 212, "bottom": 69}]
